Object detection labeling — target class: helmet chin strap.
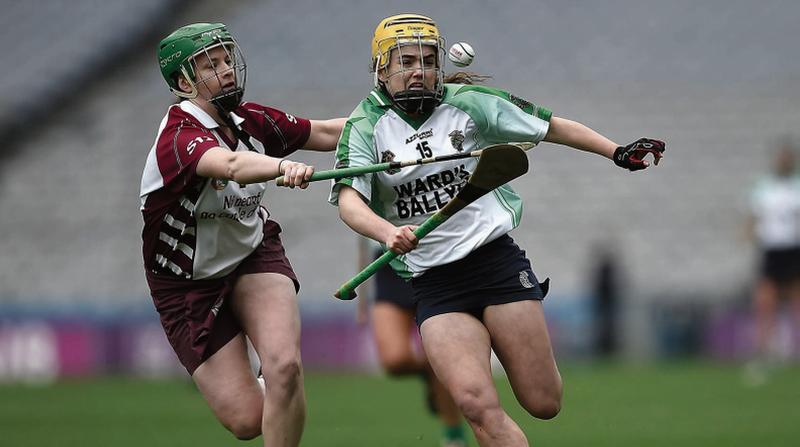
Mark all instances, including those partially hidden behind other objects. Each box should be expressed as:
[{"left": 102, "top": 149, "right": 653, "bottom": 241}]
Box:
[
  {"left": 391, "top": 89, "right": 438, "bottom": 114},
  {"left": 208, "top": 87, "right": 259, "bottom": 153},
  {"left": 210, "top": 87, "right": 244, "bottom": 114}
]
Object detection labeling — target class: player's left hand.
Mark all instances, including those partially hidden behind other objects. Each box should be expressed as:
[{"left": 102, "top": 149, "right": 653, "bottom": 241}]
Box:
[
  {"left": 280, "top": 160, "right": 315, "bottom": 189},
  {"left": 613, "top": 138, "right": 665, "bottom": 171}
]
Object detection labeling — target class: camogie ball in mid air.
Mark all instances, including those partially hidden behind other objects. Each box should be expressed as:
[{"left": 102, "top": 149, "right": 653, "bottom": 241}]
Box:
[{"left": 448, "top": 42, "right": 474, "bottom": 68}]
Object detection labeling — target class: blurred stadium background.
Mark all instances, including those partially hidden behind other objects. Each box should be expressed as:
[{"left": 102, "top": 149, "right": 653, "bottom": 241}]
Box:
[{"left": 1, "top": 0, "right": 799, "bottom": 445}]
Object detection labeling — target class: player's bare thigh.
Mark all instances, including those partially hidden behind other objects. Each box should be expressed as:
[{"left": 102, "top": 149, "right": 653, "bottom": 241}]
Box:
[
  {"left": 192, "top": 333, "right": 263, "bottom": 438},
  {"left": 483, "top": 300, "right": 562, "bottom": 419},
  {"left": 419, "top": 313, "right": 495, "bottom": 403},
  {"left": 231, "top": 272, "right": 302, "bottom": 383},
  {"left": 420, "top": 312, "right": 527, "bottom": 440},
  {"left": 372, "top": 302, "right": 422, "bottom": 373}
]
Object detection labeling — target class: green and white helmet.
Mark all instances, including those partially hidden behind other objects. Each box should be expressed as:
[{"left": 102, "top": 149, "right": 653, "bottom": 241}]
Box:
[{"left": 158, "top": 23, "right": 247, "bottom": 112}]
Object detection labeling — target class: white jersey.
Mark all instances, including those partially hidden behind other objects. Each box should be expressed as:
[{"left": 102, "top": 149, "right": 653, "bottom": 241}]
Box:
[
  {"left": 330, "top": 84, "right": 551, "bottom": 278},
  {"left": 140, "top": 101, "right": 310, "bottom": 279},
  {"left": 750, "top": 174, "right": 800, "bottom": 249}
]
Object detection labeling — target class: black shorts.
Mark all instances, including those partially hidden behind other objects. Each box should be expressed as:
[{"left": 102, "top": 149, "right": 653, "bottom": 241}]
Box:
[
  {"left": 411, "top": 234, "right": 549, "bottom": 326},
  {"left": 761, "top": 247, "right": 800, "bottom": 284},
  {"left": 373, "top": 251, "right": 416, "bottom": 310}
]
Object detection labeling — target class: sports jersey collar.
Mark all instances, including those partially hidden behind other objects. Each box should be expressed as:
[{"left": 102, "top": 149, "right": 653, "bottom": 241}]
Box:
[
  {"left": 179, "top": 100, "right": 245, "bottom": 129},
  {"left": 367, "top": 88, "right": 393, "bottom": 108},
  {"left": 368, "top": 88, "right": 433, "bottom": 130}
]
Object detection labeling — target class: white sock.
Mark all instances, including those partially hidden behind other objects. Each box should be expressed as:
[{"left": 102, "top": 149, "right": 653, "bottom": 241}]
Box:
[{"left": 257, "top": 376, "right": 266, "bottom": 395}]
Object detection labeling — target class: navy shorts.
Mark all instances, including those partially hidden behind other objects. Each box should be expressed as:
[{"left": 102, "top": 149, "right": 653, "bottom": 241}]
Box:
[
  {"left": 411, "top": 234, "right": 549, "bottom": 326},
  {"left": 373, "top": 251, "right": 416, "bottom": 310},
  {"left": 761, "top": 247, "right": 800, "bottom": 284}
]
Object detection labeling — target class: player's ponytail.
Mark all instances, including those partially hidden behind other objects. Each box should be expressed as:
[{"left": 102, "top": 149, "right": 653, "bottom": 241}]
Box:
[{"left": 443, "top": 72, "right": 492, "bottom": 85}]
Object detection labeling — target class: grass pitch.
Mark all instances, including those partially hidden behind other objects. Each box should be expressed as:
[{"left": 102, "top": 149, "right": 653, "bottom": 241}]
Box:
[{"left": 1, "top": 361, "right": 797, "bottom": 446}]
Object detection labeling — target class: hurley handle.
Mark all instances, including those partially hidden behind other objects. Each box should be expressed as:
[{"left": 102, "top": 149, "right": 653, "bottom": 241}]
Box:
[
  {"left": 334, "top": 214, "right": 446, "bottom": 300},
  {"left": 275, "top": 163, "right": 392, "bottom": 186}
]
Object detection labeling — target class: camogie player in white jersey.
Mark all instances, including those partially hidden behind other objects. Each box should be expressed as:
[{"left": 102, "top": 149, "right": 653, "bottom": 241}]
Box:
[
  {"left": 140, "top": 23, "right": 344, "bottom": 446},
  {"left": 329, "top": 14, "right": 665, "bottom": 447},
  {"left": 744, "top": 142, "right": 800, "bottom": 384}
]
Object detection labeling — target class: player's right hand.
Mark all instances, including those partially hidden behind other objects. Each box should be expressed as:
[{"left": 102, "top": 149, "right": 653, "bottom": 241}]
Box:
[
  {"left": 279, "top": 160, "right": 314, "bottom": 189},
  {"left": 386, "top": 225, "right": 419, "bottom": 254},
  {"left": 613, "top": 138, "right": 665, "bottom": 171}
]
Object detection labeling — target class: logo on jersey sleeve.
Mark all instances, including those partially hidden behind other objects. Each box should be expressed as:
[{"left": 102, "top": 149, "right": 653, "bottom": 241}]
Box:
[
  {"left": 187, "top": 136, "right": 215, "bottom": 155},
  {"left": 211, "top": 178, "right": 229, "bottom": 190},
  {"left": 448, "top": 130, "right": 465, "bottom": 152},
  {"left": 508, "top": 94, "right": 533, "bottom": 112},
  {"left": 285, "top": 113, "right": 297, "bottom": 124},
  {"left": 381, "top": 150, "right": 400, "bottom": 175}
]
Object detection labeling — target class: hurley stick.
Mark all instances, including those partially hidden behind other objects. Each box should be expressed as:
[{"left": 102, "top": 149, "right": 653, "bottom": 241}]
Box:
[
  {"left": 275, "top": 142, "right": 534, "bottom": 186},
  {"left": 334, "top": 143, "right": 530, "bottom": 300}
]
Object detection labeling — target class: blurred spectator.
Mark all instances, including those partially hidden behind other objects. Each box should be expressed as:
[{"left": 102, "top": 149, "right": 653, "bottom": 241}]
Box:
[
  {"left": 590, "top": 242, "right": 622, "bottom": 358},
  {"left": 744, "top": 140, "right": 800, "bottom": 384}
]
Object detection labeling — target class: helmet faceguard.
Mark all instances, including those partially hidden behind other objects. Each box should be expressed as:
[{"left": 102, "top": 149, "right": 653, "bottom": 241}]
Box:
[
  {"left": 191, "top": 41, "right": 247, "bottom": 114},
  {"left": 371, "top": 14, "right": 445, "bottom": 114},
  {"left": 158, "top": 23, "right": 247, "bottom": 113}
]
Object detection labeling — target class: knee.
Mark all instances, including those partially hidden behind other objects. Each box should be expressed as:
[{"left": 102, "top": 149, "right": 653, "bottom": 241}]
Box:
[
  {"left": 520, "top": 382, "right": 562, "bottom": 420},
  {"left": 222, "top": 412, "right": 262, "bottom": 440},
  {"left": 266, "top": 354, "right": 303, "bottom": 395},
  {"left": 525, "top": 396, "right": 561, "bottom": 420},
  {"left": 452, "top": 385, "right": 504, "bottom": 428}
]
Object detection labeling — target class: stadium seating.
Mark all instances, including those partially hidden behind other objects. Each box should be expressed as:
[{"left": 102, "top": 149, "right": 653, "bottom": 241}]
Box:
[
  {"left": 0, "top": 1, "right": 798, "bottom": 360},
  {"left": 0, "top": 0, "right": 184, "bottom": 137}
]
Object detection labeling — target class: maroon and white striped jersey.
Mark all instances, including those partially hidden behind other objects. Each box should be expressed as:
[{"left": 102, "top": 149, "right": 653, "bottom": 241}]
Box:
[{"left": 140, "top": 101, "right": 310, "bottom": 279}]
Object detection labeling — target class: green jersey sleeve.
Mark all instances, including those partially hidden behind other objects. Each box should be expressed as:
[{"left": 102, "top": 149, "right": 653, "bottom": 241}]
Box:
[
  {"left": 444, "top": 84, "right": 552, "bottom": 144},
  {"left": 328, "top": 116, "right": 378, "bottom": 206}
]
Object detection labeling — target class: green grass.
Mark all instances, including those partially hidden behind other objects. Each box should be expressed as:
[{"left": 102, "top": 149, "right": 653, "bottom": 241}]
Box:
[{"left": 1, "top": 362, "right": 798, "bottom": 446}]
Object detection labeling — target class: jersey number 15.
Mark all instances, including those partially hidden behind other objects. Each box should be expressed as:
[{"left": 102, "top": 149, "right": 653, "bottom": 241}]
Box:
[{"left": 416, "top": 141, "right": 433, "bottom": 158}]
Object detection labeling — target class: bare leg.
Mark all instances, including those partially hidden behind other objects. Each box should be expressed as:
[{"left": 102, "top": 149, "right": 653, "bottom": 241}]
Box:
[
  {"left": 421, "top": 313, "right": 528, "bottom": 447},
  {"left": 787, "top": 279, "right": 800, "bottom": 357},
  {"left": 428, "top": 369, "right": 463, "bottom": 427},
  {"left": 192, "top": 334, "right": 264, "bottom": 439},
  {"left": 754, "top": 278, "right": 779, "bottom": 357},
  {"left": 372, "top": 303, "right": 463, "bottom": 428},
  {"left": 372, "top": 303, "right": 426, "bottom": 375},
  {"left": 233, "top": 272, "right": 305, "bottom": 447},
  {"left": 484, "top": 300, "right": 562, "bottom": 420}
]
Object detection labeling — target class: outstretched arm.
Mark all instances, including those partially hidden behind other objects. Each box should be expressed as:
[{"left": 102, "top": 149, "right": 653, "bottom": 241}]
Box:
[
  {"left": 544, "top": 116, "right": 665, "bottom": 171},
  {"left": 304, "top": 118, "right": 348, "bottom": 151},
  {"left": 196, "top": 147, "right": 313, "bottom": 187},
  {"left": 543, "top": 117, "right": 618, "bottom": 159}
]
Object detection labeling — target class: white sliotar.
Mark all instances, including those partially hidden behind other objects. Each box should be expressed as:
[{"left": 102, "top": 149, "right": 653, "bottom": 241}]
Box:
[{"left": 448, "top": 42, "right": 475, "bottom": 67}]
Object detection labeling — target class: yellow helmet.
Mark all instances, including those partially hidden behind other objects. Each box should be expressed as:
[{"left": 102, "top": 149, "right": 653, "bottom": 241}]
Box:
[
  {"left": 371, "top": 13, "right": 443, "bottom": 72},
  {"left": 370, "top": 13, "right": 446, "bottom": 114}
]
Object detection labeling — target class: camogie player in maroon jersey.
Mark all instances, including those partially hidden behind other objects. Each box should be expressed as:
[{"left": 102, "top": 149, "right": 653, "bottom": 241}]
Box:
[{"left": 140, "top": 23, "right": 344, "bottom": 445}]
